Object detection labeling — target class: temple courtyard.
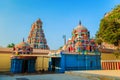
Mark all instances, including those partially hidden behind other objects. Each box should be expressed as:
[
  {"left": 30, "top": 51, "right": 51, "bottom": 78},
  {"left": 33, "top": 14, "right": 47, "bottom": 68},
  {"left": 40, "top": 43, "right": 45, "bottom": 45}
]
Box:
[{"left": 0, "top": 70, "right": 120, "bottom": 80}]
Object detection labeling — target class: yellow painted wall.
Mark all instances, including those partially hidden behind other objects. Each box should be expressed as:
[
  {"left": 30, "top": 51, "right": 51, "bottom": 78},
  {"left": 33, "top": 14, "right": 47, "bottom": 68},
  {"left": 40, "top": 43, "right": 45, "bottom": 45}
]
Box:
[
  {"left": 0, "top": 53, "right": 50, "bottom": 72},
  {"left": 0, "top": 53, "right": 11, "bottom": 71},
  {"left": 35, "top": 57, "right": 49, "bottom": 71},
  {"left": 101, "top": 53, "right": 120, "bottom": 60}
]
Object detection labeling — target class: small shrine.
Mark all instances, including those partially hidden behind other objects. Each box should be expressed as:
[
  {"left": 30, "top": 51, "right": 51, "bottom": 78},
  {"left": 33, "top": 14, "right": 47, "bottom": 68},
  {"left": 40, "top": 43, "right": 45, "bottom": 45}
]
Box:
[
  {"left": 63, "top": 21, "right": 99, "bottom": 54},
  {"left": 27, "top": 19, "right": 49, "bottom": 49},
  {"left": 11, "top": 39, "right": 36, "bottom": 73}
]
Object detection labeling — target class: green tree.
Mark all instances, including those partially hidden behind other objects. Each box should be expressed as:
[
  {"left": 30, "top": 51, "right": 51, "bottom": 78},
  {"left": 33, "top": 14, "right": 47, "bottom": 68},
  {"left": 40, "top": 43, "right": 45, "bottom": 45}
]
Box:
[
  {"left": 96, "top": 4, "right": 120, "bottom": 46},
  {"left": 59, "top": 46, "right": 63, "bottom": 50},
  {"left": 95, "top": 38, "right": 103, "bottom": 45},
  {"left": 7, "top": 43, "right": 15, "bottom": 48}
]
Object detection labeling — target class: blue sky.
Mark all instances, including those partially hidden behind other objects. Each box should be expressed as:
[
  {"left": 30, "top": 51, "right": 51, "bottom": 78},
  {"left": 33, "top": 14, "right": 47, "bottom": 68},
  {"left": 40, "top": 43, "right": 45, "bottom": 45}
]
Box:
[{"left": 0, "top": 0, "right": 120, "bottom": 50}]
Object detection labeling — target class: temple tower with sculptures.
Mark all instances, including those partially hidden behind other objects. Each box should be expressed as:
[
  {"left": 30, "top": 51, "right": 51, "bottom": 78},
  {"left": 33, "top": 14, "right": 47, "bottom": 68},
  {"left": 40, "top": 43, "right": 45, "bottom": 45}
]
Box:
[{"left": 27, "top": 19, "right": 49, "bottom": 49}]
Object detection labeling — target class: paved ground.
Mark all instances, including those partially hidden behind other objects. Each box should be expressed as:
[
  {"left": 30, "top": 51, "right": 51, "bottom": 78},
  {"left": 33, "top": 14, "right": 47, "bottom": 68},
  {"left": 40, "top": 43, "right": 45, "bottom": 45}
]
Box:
[
  {"left": 66, "top": 70, "right": 120, "bottom": 80},
  {"left": 66, "top": 70, "right": 120, "bottom": 78},
  {"left": 0, "top": 74, "right": 89, "bottom": 80},
  {"left": 0, "top": 70, "right": 120, "bottom": 80}
]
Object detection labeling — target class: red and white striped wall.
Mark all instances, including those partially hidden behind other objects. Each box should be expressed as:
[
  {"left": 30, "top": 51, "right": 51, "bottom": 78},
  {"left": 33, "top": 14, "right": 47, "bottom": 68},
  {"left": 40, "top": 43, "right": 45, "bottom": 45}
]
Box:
[{"left": 101, "top": 60, "right": 120, "bottom": 70}]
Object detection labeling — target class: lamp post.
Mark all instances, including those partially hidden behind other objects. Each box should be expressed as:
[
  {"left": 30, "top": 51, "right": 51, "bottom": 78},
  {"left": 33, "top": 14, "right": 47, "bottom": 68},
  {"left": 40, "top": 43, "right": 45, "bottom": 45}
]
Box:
[{"left": 63, "top": 35, "right": 66, "bottom": 45}]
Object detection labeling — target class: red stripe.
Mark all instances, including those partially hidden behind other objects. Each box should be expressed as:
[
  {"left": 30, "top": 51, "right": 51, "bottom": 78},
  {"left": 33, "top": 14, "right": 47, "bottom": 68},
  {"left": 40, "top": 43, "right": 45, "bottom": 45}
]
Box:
[
  {"left": 102, "top": 62, "right": 105, "bottom": 70},
  {"left": 117, "top": 62, "right": 118, "bottom": 70},
  {"left": 115, "top": 62, "right": 117, "bottom": 70},
  {"left": 109, "top": 62, "right": 111, "bottom": 70},
  {"left": 119, "top": 62, "right": 120, "bottom": 69},
  {"left": 111, "top": 62, "right": 113, "bottom": 70},
  {"left": 108, "top": 62, "right": 110, "bottom": 70},
  {"left": 105, "top": 62, "right": 107, "bottom": 70},
  {"left": 104, "top": 62, "right": 106, "bottom": 69}
]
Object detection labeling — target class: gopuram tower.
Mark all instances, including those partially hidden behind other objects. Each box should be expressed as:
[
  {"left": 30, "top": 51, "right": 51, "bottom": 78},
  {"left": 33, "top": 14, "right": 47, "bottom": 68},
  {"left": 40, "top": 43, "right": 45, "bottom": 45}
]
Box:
[{"left": 27, "top": 19, "right": 49, "bottom": 49}]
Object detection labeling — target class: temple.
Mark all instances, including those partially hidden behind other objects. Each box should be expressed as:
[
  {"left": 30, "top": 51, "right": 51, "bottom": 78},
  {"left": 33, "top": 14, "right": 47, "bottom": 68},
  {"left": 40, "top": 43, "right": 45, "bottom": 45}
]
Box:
[
  {"left": 48, "top": 21, "right": 101, "bottom": 73},
  {"left": 63, "top": 21, "right": 99, "bottom": 54},
  {"left": 27, "top": 19, "right": 49, "bottom": 49},
  {"left": 11, "top": 40, "right": 36, "bottom": 73}
]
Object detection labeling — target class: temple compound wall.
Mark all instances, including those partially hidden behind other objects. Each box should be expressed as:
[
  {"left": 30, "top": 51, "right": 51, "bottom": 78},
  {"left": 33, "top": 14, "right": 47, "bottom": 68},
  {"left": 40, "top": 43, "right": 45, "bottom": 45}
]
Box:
[
  {"left": 1, "top": 49, "right": 120, "bottom": 72},
  {"left": 0, "top": 48, "right": 49, "bottom": 72}
]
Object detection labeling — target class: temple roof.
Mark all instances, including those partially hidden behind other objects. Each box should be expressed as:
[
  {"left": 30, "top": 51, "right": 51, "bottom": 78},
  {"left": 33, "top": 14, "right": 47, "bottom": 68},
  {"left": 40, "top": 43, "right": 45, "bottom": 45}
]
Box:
[
  {"left": 75, "top": 21, "right": 88, "bottom": 31},
  {"left": 36, "top": 18, "right": 42, "bottom": 24},
  {"left": 15, "top": 42, "right": 31, "bottom": 48},
  {"left": 15, "top": 39, "right": 31, "bottom": 48}
]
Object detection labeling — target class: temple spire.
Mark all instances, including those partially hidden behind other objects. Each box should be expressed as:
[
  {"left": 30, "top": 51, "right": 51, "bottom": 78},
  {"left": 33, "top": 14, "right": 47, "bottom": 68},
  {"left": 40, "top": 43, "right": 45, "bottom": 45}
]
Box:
[
  {"left": 23, "top": 38, "right": 24, "bottom": 42},
  {"left": 79, "top": 20, "right": 81, "bottom": 25}
]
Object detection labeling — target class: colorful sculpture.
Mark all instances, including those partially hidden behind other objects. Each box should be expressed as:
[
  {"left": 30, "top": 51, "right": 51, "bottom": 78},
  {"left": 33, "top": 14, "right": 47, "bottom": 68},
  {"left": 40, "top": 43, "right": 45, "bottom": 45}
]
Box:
[
  {"left": 27, "top": 19, "right": 49, "bottom": 49},
  {"left": 64, "top": 21, "right": 99, "bottom": 54},
  {"left": 13, "top": 39, "right": 33, "bottom": 55}
]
